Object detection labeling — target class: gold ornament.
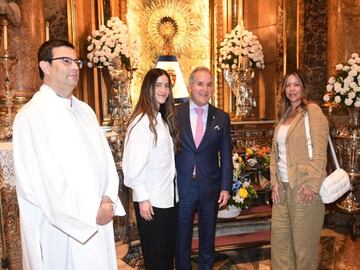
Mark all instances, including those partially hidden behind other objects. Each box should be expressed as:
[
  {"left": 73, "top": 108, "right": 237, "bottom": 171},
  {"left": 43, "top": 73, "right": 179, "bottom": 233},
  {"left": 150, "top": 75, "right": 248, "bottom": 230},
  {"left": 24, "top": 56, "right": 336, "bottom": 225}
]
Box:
[
  {"left": 145, "top": 0, "right": 197, "bottom": 55},
  {"left": 127, "top": 0, "right": 210, "bottom": 104}
]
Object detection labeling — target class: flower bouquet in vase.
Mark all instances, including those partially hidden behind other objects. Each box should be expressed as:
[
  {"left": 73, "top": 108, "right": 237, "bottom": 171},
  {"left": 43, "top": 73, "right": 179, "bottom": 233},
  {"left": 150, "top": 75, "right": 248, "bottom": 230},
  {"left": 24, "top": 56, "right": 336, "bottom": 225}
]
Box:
[
  {"left": 323, "top": 53, "right": 360, "bottom": 213},
  {"left": 86, "top": 16, "right": 140, "bottom": 70},
  {"left": 244, "top": 146, "right": 271, "bottom": 186},
  {"left": 86, "top": 17, "right": 141, "bottom": 161},
  {"left": 218, "top": 23, "right": 265, "bottom": 119},
  {"left": 218, "top": 153, "right": 257, "bottom": 218}
]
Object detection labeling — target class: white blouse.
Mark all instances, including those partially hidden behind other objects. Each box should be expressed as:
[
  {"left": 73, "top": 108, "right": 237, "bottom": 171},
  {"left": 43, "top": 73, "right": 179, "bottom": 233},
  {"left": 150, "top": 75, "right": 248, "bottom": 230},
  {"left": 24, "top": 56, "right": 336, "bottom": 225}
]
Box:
[
  {"left": 122, "top": 113, "right": 177, "bottom": 208},
  {"left": 277, "top": 124, "right": 290, "bottom": 182}
]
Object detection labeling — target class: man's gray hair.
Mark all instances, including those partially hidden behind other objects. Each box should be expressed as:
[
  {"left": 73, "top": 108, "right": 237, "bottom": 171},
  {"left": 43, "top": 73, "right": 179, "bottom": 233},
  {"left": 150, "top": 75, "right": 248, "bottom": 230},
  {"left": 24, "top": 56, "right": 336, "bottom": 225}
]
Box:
[{"left": 188, "top": 66, "right": 212, "bottom": 86}]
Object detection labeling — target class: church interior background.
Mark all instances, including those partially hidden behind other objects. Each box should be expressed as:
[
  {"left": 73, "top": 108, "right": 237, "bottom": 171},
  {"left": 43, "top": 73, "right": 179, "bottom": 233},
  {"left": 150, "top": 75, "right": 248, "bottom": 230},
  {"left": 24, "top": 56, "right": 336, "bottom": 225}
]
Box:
[{"left": 0, "top": 0, "right": 360, "bottom": 269}]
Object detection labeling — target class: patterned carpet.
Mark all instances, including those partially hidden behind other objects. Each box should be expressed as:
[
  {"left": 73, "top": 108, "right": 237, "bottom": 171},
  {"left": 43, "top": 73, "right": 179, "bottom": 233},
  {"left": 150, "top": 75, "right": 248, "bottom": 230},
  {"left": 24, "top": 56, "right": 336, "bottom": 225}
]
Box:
[{"left": 123, "top": 229, "right": 360, "bottom": 270}]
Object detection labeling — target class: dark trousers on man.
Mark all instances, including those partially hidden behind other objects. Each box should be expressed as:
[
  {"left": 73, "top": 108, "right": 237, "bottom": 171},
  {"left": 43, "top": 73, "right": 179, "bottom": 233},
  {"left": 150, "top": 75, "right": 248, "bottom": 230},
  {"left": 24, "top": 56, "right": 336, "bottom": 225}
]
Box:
[
  {"left": 176, "top": 180, "right": 218, "bottom": 270},
  {"left": 134, "top": 202, "right": 178, "bottom": 270}
]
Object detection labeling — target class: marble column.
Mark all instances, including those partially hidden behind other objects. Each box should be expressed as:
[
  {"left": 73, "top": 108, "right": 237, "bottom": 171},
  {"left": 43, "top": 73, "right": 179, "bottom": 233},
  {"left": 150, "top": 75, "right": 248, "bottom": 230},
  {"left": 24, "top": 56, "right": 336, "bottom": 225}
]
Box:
[
  {"left": 3, "top": 0, "right": 45, "bottom": 102},
  {"left": 328, "top": 0, "right": 360, "bottom": 76}
]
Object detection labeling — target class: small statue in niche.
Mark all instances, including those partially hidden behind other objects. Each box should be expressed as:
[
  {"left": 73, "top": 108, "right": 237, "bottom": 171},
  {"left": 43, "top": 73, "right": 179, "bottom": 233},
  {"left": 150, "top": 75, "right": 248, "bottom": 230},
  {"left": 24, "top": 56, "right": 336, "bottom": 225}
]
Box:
[
  {"left": 158, "top": 16, "right": 177, "bottom": 55},
  {"left": 0, "top": 0, "right": 21, "bottom": 26}
]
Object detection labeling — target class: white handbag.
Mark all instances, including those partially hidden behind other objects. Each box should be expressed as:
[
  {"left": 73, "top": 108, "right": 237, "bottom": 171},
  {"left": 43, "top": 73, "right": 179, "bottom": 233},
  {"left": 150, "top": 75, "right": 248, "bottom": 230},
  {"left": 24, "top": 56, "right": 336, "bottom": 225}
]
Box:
[{"left": 304, "top": 113, "right": 350, "bottom": 204}]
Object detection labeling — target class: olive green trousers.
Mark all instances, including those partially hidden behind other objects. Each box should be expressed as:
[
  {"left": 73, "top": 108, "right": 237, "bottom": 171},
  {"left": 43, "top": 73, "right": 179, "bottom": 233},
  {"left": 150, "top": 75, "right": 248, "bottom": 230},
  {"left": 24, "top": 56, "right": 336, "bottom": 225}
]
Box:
[{"left": 271, "top": 182, "right": 325, "bottom": 270}]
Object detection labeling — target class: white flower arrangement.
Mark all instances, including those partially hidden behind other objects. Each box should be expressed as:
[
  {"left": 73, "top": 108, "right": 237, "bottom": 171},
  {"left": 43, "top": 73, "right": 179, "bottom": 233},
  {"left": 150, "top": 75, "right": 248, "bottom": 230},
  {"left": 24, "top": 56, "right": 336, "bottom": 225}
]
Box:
[
  {"left": 218, "top": 24, "right": 265, "bottom": 71},
  {"left": 323, "top": 53, "right": 360, "bottom": 108},
  {"left": 86, "top": 17, "right": 140, "bottom": 70}
]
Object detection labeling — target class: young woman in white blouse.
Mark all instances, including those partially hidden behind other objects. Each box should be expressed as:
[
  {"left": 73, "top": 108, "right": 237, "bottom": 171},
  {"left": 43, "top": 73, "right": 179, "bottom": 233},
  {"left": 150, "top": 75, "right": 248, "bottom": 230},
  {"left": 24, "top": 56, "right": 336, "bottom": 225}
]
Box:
[
  {"left": 122, "top": 68, "right": 180, "bottom": 270},
  {"left": 270, "top": 70, "right": 329, "bottom": 269}
]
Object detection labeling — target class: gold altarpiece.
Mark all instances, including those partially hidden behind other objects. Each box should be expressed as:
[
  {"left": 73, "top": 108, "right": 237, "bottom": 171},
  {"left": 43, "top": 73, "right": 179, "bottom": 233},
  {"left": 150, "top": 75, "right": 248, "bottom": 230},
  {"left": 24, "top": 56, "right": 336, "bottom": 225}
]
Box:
[{"left": 66, "top": 0, "right": 282, "bottom": 125}]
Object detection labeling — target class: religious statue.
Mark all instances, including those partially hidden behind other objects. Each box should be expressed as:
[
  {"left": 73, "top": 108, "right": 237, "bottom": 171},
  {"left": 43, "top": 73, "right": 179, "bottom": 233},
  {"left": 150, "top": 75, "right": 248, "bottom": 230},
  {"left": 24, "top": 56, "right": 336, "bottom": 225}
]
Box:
[{"left": 158, "top": 16, "right": 177, "bottom": 55}]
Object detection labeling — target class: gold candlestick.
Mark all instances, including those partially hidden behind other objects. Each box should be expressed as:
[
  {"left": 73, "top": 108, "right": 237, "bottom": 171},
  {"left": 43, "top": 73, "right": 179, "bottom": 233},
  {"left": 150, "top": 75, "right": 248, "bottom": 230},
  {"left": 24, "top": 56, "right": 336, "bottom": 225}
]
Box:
[
  {"left": 0, "top": 50, "right": 17, "bottom": 142},
  {"left": 45, "top": 21, "right": 50, "bottom": 41},
  {"left": 3, "top": 19, "right": 7, "bottom": 51}
]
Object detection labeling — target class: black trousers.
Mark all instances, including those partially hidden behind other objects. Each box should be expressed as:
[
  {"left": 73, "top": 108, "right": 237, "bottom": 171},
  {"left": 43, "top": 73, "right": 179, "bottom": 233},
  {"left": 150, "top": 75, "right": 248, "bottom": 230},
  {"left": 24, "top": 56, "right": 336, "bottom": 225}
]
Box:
[{"left": 134, "top": 202, "right": 178, "bottom": 270}]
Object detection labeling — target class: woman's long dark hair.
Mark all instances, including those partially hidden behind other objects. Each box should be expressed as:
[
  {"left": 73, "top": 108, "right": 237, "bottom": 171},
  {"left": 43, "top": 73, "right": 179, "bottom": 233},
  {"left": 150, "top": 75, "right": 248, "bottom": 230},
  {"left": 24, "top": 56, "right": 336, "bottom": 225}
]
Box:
[
  {"left": 127, "top": 68, "right": 180, "bottom": 152},
  {"left": 279, "top": 69, "right": 312, "bottom": 120}
]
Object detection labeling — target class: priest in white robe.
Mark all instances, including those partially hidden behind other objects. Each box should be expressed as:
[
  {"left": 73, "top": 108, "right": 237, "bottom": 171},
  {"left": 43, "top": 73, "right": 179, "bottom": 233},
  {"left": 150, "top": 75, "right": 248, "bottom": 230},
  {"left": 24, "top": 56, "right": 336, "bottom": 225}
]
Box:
[{"left": 13, "top": 39, "right": 125, "bottom": 270}]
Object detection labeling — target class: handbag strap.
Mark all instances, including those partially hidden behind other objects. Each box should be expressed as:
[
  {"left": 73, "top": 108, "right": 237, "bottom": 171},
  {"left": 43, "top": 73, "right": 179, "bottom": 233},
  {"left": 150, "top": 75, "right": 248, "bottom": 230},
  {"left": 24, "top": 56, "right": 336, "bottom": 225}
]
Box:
[
  {"left": 327, "top": 134, "right": 340, "bottom": 169},
  {"left": 304, "top": 113, "right": 313, "bottom": 160},
  {"left": 304, "top": 113, "right": 340, "bottom": 169}
]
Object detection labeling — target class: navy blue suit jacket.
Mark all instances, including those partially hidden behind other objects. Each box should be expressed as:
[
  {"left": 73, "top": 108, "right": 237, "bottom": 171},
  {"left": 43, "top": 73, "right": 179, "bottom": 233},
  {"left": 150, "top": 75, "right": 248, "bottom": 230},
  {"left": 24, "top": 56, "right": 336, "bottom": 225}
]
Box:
[{"left": 175, "top": 102, "right": 233, "bottom": 201}]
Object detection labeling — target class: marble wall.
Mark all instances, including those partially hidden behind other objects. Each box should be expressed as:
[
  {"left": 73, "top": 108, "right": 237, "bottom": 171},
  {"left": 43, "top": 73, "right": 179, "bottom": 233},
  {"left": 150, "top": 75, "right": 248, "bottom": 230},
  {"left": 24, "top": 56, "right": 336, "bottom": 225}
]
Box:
[
  {"left": 328, "top": 0, "right": 360, "bottom": 75},
  {"left": 244, "top": 0, "right": 278, "bottom": 120},
  {"left": 242, "top": 0, "right": 329, "bottom": 118},
  {"left": 44, "top": 0, "right": 68, "bottom": 40},
  {"left": 276, "top": 0, "right": 328, "bottom": 107},
  {"left": 0, "top": 0, "right": 67, "bottom": 105},
  {"left": 302, "top": 0, "right": 328, "bottom": 103},
  {"left": 0, "top": 0, "right": 45, "bottom": 104}
]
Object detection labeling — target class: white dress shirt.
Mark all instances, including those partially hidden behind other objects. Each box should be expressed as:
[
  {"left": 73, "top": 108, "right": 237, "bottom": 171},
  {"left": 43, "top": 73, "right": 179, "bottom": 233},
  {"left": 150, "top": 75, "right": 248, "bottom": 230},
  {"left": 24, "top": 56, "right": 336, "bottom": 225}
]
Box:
[
  {"left": 189, "top": 100, "right": 209, "bottom": 139},
  {"left": 122, "top": 113, "right": 177, "bottom": 208}
]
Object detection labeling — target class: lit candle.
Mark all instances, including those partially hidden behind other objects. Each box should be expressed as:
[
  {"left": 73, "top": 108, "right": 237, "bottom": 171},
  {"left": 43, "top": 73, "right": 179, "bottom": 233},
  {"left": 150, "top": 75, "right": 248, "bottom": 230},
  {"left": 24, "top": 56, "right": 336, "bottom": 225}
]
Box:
[
  {"left": 45, "top": 21, "right": 50, "bottom": 41},
  {"left": 238, "top": 20, "right": 244, "bottom": 70},
  {"left": 3, "top": 20, "right": 8, "bottom": 51}
]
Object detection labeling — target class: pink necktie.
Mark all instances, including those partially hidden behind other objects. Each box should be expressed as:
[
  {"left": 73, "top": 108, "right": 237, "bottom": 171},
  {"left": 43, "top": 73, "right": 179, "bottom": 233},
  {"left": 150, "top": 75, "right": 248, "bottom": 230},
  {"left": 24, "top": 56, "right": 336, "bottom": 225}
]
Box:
[{"left": 194, "top": 107, "right": 204, "bottom": 148}]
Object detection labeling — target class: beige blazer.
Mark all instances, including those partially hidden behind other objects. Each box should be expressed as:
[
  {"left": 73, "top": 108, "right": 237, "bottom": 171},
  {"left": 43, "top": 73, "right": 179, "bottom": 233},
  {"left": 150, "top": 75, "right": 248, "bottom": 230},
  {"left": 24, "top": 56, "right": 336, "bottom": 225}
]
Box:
[{"left": 270, "top": 103, "right": 329, "bottom": 194}]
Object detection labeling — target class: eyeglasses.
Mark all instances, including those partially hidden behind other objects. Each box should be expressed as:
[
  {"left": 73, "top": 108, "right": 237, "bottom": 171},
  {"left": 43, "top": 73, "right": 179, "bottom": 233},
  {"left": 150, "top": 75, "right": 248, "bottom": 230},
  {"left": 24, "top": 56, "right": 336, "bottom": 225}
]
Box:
[{"left": 48, "top": 57, "right": 84, "bottom": 69}]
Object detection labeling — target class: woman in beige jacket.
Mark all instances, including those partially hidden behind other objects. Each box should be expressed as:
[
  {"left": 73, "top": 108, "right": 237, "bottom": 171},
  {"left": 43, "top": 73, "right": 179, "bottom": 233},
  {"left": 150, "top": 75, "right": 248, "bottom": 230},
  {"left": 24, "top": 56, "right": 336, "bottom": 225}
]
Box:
[{"left": 270, "top": 70, "right": 329, "bottom": 269}]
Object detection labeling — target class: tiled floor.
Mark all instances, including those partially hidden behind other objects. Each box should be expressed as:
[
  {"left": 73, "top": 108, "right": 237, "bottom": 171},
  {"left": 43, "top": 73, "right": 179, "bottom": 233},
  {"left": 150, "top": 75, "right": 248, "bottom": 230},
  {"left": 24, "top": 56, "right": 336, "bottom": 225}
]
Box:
[{"left": 117, "top": 228, "right": 360, "bottom": 270}]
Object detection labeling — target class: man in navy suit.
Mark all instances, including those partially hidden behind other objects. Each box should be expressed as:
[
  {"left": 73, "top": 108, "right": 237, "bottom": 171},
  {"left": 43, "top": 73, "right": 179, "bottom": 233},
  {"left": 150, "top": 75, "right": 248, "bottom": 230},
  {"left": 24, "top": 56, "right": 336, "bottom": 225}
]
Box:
[{"left": 175, "top": 66, "right": 233, "bottom": 270}]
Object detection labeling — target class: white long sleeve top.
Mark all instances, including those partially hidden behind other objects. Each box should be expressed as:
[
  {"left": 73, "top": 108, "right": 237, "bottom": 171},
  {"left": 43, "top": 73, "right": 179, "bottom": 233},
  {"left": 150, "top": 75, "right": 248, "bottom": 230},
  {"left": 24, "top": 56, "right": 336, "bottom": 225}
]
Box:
[
  {"left": 122, "top": 113, "right": 178, "bottom": 208},
  {"left": 277, "top": 124, "right": 290, "bottom": 182}
]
